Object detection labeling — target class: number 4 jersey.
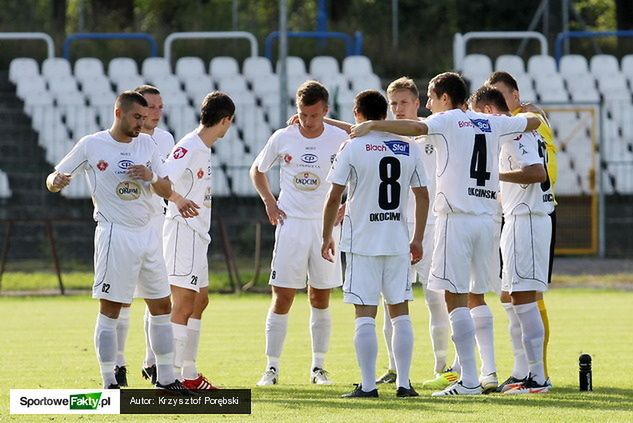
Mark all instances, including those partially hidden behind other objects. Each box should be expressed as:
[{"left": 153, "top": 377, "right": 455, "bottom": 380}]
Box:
[
  {"left": 327, "top": 131, "right": 427, "bottom": 256},
  {"left": 424, "top": 109, "right": 528, "bottom": 216}
]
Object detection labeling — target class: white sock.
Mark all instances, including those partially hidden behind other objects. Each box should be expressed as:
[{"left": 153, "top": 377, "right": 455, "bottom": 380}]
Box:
[
  {"left": 182, "top": 318, "right": 201, "bottom": 380},
  {"left": 514, "top": 302, "right": 546, "bottom": 385},
  {"left": 449, "top": 307, "right": 478, "bottom": 387},
  {"left": 149, "top": 313, "right": 176, "bottom": 385},
  {"left": 265, "top": 311, "right": 288, "bottom": 370},
  {"left": 310, "top": 307, "right": 331, "bottom": 370},
  {"left": 172, "top": 322, "right": 188, "bottom": 378},
  {"left": 425, "top": 289, "right": 450, "bottom": 373},
  {"left": 115, "top": 307, "right": 130, "bottom": 367},
  {"left": 94, "top": 313, "right": 118, "bottom": 388},
  {"left": 143, "top": 307, "right": 156, "bottom": 367},
  {"left": 470, "top": 304, "right": 496, "bottom": 376},
  {"left": 354, "top": 317, "right": 377, "bottom": 392},
  {"left": 502, "top": 302, "right": 528, "bottom": 379},
  {"left": 382, "top": 305, "right": 396, "bottom": 371},
  {"left": 391, "top": 315, "right": 413, "bottom": 389}
]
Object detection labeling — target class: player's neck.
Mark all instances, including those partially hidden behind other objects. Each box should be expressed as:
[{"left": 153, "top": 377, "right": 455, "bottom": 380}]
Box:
[
  {"left": 108, "top": 127, "right": 132, "bottom": 143},
  {"left": 298, "top": 123, "right": 325, "bottom": 139},
  {"left": 196, "top": 125, "right": 219, "bottom": 148},
  {"left": 140, "top": 127, "right": 155, "bottom": 136}
]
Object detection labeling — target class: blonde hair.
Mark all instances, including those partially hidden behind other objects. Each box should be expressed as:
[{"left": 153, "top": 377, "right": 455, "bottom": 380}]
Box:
[{"left": 387, "top": 77, "right": 419, "bottom": 98}]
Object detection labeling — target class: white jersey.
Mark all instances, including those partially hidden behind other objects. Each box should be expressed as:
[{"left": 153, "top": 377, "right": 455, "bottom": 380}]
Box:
[
  {"left": 499, "top": 130, "right": 555, "bottom": 216},
  {"left": 148, "top": 127, "right": 175, "bottom": 215},
  {"left": 254, "top": 123, "right": 348, "bottom": 219},
  {"left": 162, "top": 131, "right": 212, "bottom": 242},
  {"left": 327, "top": 131, "right": 427, "bottom": 256},
  {"left": 56, "top": 130, "right": 164, "bottom": 228},
  {"left": 424, "top": 109, "right": 528, "bottom": 216},
  {"left": 407, "top": 135, "right": 436, "bottom": 225}
]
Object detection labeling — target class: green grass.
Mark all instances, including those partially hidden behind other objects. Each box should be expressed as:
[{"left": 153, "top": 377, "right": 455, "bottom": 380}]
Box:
[{"left": 1, "top": 287, "right": 633, "bottom": 422}]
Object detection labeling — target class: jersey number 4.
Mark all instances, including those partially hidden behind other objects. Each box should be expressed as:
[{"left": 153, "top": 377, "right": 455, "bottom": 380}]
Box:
[
  {"left": 378, "top": 157, "right": 401, "bottom": 210},
  {"left": 470, "top": 134, "right": 491, "bottom": 186},
  {"left": 537, "top": 139, "right": 552, "bottom": 192}
]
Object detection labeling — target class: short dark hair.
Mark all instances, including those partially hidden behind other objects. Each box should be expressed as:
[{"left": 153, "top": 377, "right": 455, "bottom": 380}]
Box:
[
  {"left": 134, "top": 84, "right": 161, "bottom": 96},
  {"left": 296, "top": 80, "right": 329, "bottom": 107},
  {"left": 116, "top": 90, "right": 148, "bottom": 111},
  {"left": 200, "top": 91, "right": 235, "bottom": 127},
  {"left": 354, "top": 90, "right": 388, "bottom": 121},
  {"left": 468, "top": 86, "right": 510, "bottom": 113},
  {"left": 486, "top": 71, "right": 519, "bottom": 92},
  {"left": 428, "top": 72, "right": 468, "bottom": 108}
]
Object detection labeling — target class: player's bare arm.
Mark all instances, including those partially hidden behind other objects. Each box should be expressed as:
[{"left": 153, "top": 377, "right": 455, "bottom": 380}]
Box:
[
  {"left": 350, "top": 119, "right": 428, "bottom": 138},
  {"left": 500, "top": 163, "right": 547, "bottom": 184},
  {"left": 45, "top": 171, "right": 71, "bottom": 193},
  {"left": 410, "top": 186, "right": 429, "bottom": 264},
  {"left": 321, "top": 183, "right": 345, "bottom": 262},
  {"left": 249, "top": 162, "right": 286, "bottom": 225},
  {"left": 334, "top": 203, "right": 346, "bottom": 226},
  {"left": 525, "top": 117, "right": 541, "bottom": 131}
]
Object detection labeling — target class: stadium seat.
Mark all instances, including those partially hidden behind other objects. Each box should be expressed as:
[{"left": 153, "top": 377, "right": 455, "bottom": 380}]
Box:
[
  {"left": 342, "top": 55, "right": 374, "bottom": 78},
  {"left": 277, "top": 56, "right": 309, "bottom": 77},
  {"left": 495, "top": 54, "right": 526, "bottom": 75},
  {"left": 80, "top": 76, "right": 114, "bottom": 97},
  {"left": 183, "top": 75, "right": 215, "bottom": 102},
  {"left": 597, "top": 73, "right": 629, "bottom": 99},
  {"left": 49, "top": 76, "right": 80, "bottom": 98},
  {"left": 210, "top": 57, "right": 240, "bottom": 80},
  {"left": 9, "top": 58, "right": 39, "bottom": 84},
  {"left": 590, "top": 54, "right": 620, "bottom": 78},
  {"left": 89, "top": 91, "right": 117, "bottom": 128},
  {"left": 351, "top": 74, "right": 381, "bottom": 92},
  {"left": 149, "top": 74, "right": 182, "bottom": 93},
  {"left": 310, "top": 56, "right": 340, "bottom": 81},
  {"left": 559, "top": 54, "right": 590, "bottom": 78},
  {"left": 243, "top": 57, "right": 273, "bottom": 82},
  {"left": 42, "top": 58, "right": 72, "bottom": 81},
  {"left": 16, "top": 76, "right": 47, "bottom": 100},
  {"left": 74, "top": 58, "right": 105, "bottom": 84},
  {"left": 212, "top": 169, "right": 231, "bottom": 197},
  {"left": 115, "top": 75, "right": 146, "bottom": 93},
  {"left": 567, "top": 74, "right": 599, "bottom": 102},
  {"left": 142, "top": 57, "right": 172, "bottom": 81},
  {"left": 0, "top": 170, "right": 12, "bottom": 199},
  {"left": 251, "top": 74, "right": 280, "bottom": 98},
  {"left": 527, "top": 55, "right": 557, "bottom": 78},
  {"left": 462, "top": 54, "right": 493, "bottom": 77},
  {"left": 175, "top": 56, "right": 206, "bottom": 80},
  {"left": 621, "top": 54, "right": 633, "bottom": 84},
  {"left": 108, "top": 57, "right": 140, "bottom": 83},
  {"left": 217, "top": 76, "right": 249, "bottom": 96},
  {"left": 535, "top": 74, "right": 568, "bottom": 102}
]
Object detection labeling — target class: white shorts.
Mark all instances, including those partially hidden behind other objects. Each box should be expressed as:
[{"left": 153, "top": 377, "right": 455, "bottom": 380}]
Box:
[
  {"left": 428, "top": 214, "right": 501, "bottom": 294},
  {"left": 343, "top": 252, "right": 413, "bottom": 305},
  {"left": 269, "top": 217, "right": 342, "bottom": 289},
  {"left": 407, "top": 222, "right": 435, "bottom": 285},
  {"left": 151, "top": 213, "right": 165, "bottom": 252},
  {"left": 93, "top": 222, "right": 170, "bottom": 304},
  {"left": 501, "top": 213, "right": 551, "bottom": 293},
  {"left": 163, "top": 219, "right": 210, "bottom": 292}
]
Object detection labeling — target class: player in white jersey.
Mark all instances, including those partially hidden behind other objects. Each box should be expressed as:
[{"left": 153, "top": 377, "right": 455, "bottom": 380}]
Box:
[
  {"left": 323, "top": 89, "right": 429, "bottom": 398},
  {"left": 251, "top": 81, "right": 348, "bottom": 386},
  {"left": 470, "top": 86, "right": 552, "bottom": 394},
  {"left": 113, "top": 85, "right": 176, "bottom": 387},
  {"left": 46, "top": 91, "right": 197, "bottom": 391},
  {"left": 160, "top": 92, "right": 234, "bottom": 390},
  {"left": 351, "top": 72, "right": 541, "bottom": 396}
]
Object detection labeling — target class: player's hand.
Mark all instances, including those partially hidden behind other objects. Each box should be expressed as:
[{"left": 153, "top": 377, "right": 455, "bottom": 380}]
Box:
[
  {"left": 176, "top": 198, "right": 200, "bottom": 218},
  {"left": 265, "top": 201, "right": 286, "bottom": 226},
  {"left": 521, "top": 102, "right": 544, "bottom": 115},
  {"left": 286, "top": 114, "right": 299, "bottom": 126},
  {"left": 48, "top": 172, "right": 71, "bottom": 192},
  {"left": 334, "top": 204, "right": 346, "bottom": 226},
  {"left": 127, "top": 164, "right": 152, "bottom": 181},
  {"left": 350, "top": 121, "right": 372, "bottom": 138},
  {"left": 321, "top": 236, "right": 336, "bottom": 262},
  {"left": 410, "top": 239, "right": 423, "bottom": 264}
]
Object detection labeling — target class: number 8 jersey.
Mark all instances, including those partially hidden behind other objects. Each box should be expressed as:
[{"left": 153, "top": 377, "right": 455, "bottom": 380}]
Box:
[
  {"left": 327, "top": 131, "right": 427, "bottom": 256},
  {"left": 424, "top": 109, "right": 528, "bottom": 216}
]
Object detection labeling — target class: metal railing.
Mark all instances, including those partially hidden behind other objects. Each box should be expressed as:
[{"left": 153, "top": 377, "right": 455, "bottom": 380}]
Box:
[
  {"left": 554, "top": 30, "right": 633, "bottom": 64},
  {"left": 164, "top": 31, "right": 259, "bottom": 64},
  {"left": 63, "top": 33, "right": 159, "bottom": 60},
  {"left": 264, "top": 31, "right": 363, "bottom": 60},
  {"left": 0, "top": 32, "right": 55, "bottom": 59}
]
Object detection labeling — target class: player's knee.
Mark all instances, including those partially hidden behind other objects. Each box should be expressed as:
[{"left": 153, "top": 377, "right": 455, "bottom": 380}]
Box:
[
  {"left": 309, "top": 289, "right": 330, "bottom": 309},
  {"left": 271, "top": 289, "right": 295, "bottom": 314}
]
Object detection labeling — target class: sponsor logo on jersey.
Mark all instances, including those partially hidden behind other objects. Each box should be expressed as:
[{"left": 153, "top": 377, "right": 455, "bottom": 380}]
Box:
[
  {"left": 470, "top": 119, "right": 491, "bottom": 133},
  {"left": 117, "top": 159, "right": 134, "bottom": 170},
  {"left": 467, "top": 187, "right": 497, "bottom": 199},
  {"left": 384, "top": 140, "right": 410, "bottom": 156},
  {"left": 366, "top": 144, "right": 387, "bottom": 152},
  {"left": 369, "top": 212, "right": 401, "bottom": 222},
  {"left": 330, "top": 154, "right": 336, "bottom": 164},
  {"left": 203, "top": 186, "right": 212, "bottom": 208},
  {"left": 293, "top": 171, "right": 320, "bottom": 191},
  {"left": 283, "top": 154, "right": 293, "bottom": 164},
  {"left": 96, "top": 160, "right": 108, "bottom": 171},
  {"left": 543, "top": 193, "right": 554, "bottom": 202},
  {"left": 173, "top": 147, "right": 188, "bottom": 159},
  {"left": 424, "top": 144, "right": 434, "bottom": 155},
  {"left": 197, "top": 168, "right": 205, "bottom": 179},
  {"left": 301, "top": 153, "right": 318, "bottom": 163},
  {"left": 116, "top": 181, "right": 142, "bottom": 200}
]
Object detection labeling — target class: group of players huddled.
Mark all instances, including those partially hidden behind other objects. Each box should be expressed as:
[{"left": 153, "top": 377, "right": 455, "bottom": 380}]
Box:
[{"left": 46, "top": 67, "right": 555, "bottom": 398}]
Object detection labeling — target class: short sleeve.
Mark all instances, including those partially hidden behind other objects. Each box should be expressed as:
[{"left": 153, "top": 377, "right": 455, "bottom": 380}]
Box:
[
  {"left": 254, "top": 131, "right": 282, "bottom": 172},
  {"left": 423, "top": 112, "right": 449, "bottom": 137},
  {"left": 513, "top": 133, "right": 542, "bottom": 168},
  {"left": 55, "top": 137, "right": 88, "bottom": 175},
  {"left": 159, "top": 142, "right": 192, "bottom": 181},
  {"left": 326, "top": 140, "right": 352, "bottom": 186},
  {"left": 496, "top": 115, "right": 528, "bottom": 143},
  {"left": 409, "top": 147, "right": 427, "bottom": 188}
]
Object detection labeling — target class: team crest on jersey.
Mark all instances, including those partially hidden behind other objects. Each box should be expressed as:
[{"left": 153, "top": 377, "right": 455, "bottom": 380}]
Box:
[
  {"left": 301, "top": 153, "right": 318, "bottom": 163},
  {"left": 283, "top": 154, "right": 293, "bottom": 164},
  {"left": 293, "top": 171, "right": 320, "bottom": 191},
  {"left": 96, "top": 160, "right": 108, "bottom": 171},
  {"left": 424, "top": 144, "right": 434, "bottom": 155},
  {"left": 384, "top": 140, "right": 410, "bottom": 156},
  {"left": 197, "top": 168, "right": 205, "bottom": 179},
  {"left": 173, "top": 147, "right": 188, "bottom": 159},
  {"left": 470, "top": 119, "right": 491, "bottom": 133},
  {"left": 116, "top": 181, "right": 141, "bottom": 200}
]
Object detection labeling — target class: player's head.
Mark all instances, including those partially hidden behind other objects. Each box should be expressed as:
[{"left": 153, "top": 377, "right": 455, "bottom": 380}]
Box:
[
  {"left": 134, "top": 85, "right": 163, "bottom": 132},
  {"left": 353, "top": 90, "right": 388, "bottom": 123},
  {"left": 199, "top": 91, "right": 235, "bottom": 137},
  {"left": 426, "top": 72, "right": 468, "bottom": 114},
  {"left": 468, "top": 85, "right": 510, "bottom": 115},
  {"left": 295, "top": 80, "right": 329, "bottom": 136},
  {"left": 387, "top": 77, "right": 420, "bottom": 120},
  {"left": 486, "top": 71, "right": 521, "bottom": 111},
  {"left": 114, "top": 90, "right": 148, "bottom": 138}
]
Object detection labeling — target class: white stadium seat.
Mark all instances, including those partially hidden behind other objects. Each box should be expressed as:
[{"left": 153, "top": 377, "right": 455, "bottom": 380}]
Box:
[
  {"left": 559, "top": 54, "right": 590, "bottom": 78},
  {"left": 310, "top": 56, "right": 340, "bottom": 81},
  {"left": 210, "top": 57, "right": 240, "bottom": 80},
  {"left": 342, "top": 55, "right": 374, "bottom": 77},
  {"left": 183, "top": 75, "right": 214, "bottom": 102},
  {"left": 49, "top": 76, "right": 80, "bottom": 98},
  {"left": 462, "top": 54, "right": 493, "bottom": 76},
  {"left": 590, "top": 54, "right": 620, "bottom": 78},
  {"left": 251, "top": 74, "right": 280, "bottom": 98},
  {"left": 217, "top": 76, "right": 248, "bottom": 96},
  {"left": 242, "top": 57, "right": 273, "bottom": 81},
  {"left": 142, "top": 57, "right": 172, "bottom": 81},
  {"left": 115, "top": 75, "right": 146, "bottom": 92},
  {"left": 495, "top": 54, "right": 526, "bottom": 75},
  {"left": 0, "top": 171, "right": 12, "bottom": 199},
  {"left": 277, "top": 56, "right": 308, "bottom": 77},
  {"left": 9, "top": 58, "right": 39, "bottom": 84},
  {"left": 621, "top": 54, "right": 633, "bottom": 83},
  {"left": 108, "top": 57, "right": 140, "bottom": 82},
  {"left": 175, "top": 56, "right": 206, "bottom": 80},
  {"left": 74, "top": 58, "right": 105, "bottom": 83},
  {"left": 42, "top": 58, "right": 72, "bottom": 81},
  {"left": 527, "top": 55, "right": 557, "bottom": 78},
  {"left": 351, "top": 74, "right": 381, "bottom": 92},
  {"left": 597, "top": 73, "right": 629, "bottom": 99},
  {"left": 149, "top": 74, "right": 182, "bottom": 93},
  {"left": 16, "top": 76, "right": 47, "bottom": 100},
  {"left": 80, "top": 76, "right": 114, "bottom": 97}
]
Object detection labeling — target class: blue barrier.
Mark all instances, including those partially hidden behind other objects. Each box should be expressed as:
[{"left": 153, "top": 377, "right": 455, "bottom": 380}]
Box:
[
  {"left": 264, "top": 31, "right": 363, "bottom": 60},
  {"left": 555, "top": 30, "right": 633, "bottom": 65},
  {"left": 63, "top": 33, "right": 159, "bottom": 60}
]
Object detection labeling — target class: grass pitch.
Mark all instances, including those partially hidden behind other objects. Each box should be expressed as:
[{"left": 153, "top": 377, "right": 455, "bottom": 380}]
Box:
[{"left": 1, "top": 284, "right": 632, "bottom": 422}]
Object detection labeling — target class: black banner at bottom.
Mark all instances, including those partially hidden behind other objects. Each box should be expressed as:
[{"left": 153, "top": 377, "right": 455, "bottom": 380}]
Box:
[{"left": 119, "top": 389, "right": 251, "bottom": 414}]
